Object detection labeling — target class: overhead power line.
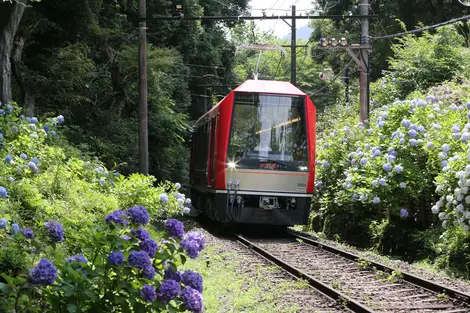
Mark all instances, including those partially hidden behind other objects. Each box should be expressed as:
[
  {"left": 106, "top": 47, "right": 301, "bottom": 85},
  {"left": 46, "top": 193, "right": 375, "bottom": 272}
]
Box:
[
  {"left": 141, "top": 14, "right": 378, "bottom": 21},
  {"left": 371, "top": 14, "right": 470, "bottom": 40}
]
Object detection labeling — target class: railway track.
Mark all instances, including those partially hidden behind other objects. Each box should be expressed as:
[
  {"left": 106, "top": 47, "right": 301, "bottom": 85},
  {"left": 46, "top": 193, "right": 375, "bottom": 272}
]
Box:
[{"left": 234, "top": 230, "right": 470, "bottom": 313}]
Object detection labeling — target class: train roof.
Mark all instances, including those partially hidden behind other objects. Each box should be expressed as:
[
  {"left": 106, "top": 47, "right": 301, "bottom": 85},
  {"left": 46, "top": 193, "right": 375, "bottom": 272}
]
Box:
[{"left": 195, "top": 79, "right": 306, "bottom": 125}]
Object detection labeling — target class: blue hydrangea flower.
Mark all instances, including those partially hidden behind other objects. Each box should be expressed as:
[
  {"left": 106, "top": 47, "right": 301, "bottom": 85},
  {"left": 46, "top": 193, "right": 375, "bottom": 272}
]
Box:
[
  {"left": 181, "top": 287, "right": 204, "bottom": 313},
  {"left": 139, "top": 239, "right": 158, "bottom": 258},
  {"left": 108, "top": 251, "right": 124, "bottom": 265},
  {"left": 99, "top": 178, "right": 105, "bottom": 185},
  {"left": 426, "top": 95, "right": 437, "bottom": 102},
  {"left": 378, "top": 121, "right": 385, "bottom": 128},
  {"left": 29, "top": 258, "right": 58, "bottom": 286},
  {"left": 43, "top": 125, "right": 50, "bottom": 132},
  {"left": 461, "top": 132, "right": 470, "bottom": 142},
  {"left": 57, "top": 115, "right": 64, "bottom": 124},
  {"left": 5, "top": 155, "right": 12, "bottom": 163},
  {"left": 417, "top": 126, "right": 425, "bottom": 132},
  {"left": 359, "top": 158, "right": 367, "bottom": 166},
  {"left": 400, "top": 208, "right": 408, "bottom": 218},
  {"left": 164, "top": 219, "right": 185, "bottom": 238},
  {"left": 29, "top": 124, "right": 37, "bottom": 131},
  {"left": 0, "top": 109, "right": 6, "bottom": 115},
  {"left": 141, "top": 285, "right": 157, "bottom": 303},
  {"left": 186, "top": 198, "right": 192, "bottom": 205},
  {"left": 372, "top": 197, "right": 380, "bottom": 204},
  {"left": 31, "top": 117, "right": 38, "bottom": 124},
  {"left": 401, "top": 119, "right": 411, "bottom": 128},
  {"left": 0, "top": 133, "right": 3, "bottom": 139},
  {"left": 183, "top": 207, "right": 191, "bottom": 214},
  {"left": 452, "top": 124, "right": 460, "bottom": 133},
  {"left": 440, "top": 160, "right": 448, "bottom": 167},
  {"left": 127, "top": 206, "right": 149, "bottom": 225},
  {"left": 175, "top": 182, "right": 182, "bottom": 189},
  {"left": 0, "top": 186, "right": 7, "bottom": 198},
  {"left": 164, "top": 265, "right": 183, "bottom": 281},
  {"left": 180, "top": 231, "right": 206, "bottom": 259},
  {"left": 182, "top": 270, "right": 203, "bottom": 293},
  {"left": 409, "top": 139, "right": 417, "bottom": 147},
  {"left": 66, "top": 254, "right": 88, "bottom": 264},
  {"left": 6, "top": 104, "right": 12, "bottom": 112},
  {"left": 28, "top": 161, "right": 38, "bottom": 173},
  {"left": 7, "top": 177, "right": 13, "bottom": 182},
  {"left": 128, "top": 251, "right": 151, "bottom": 269},
  {"left": 395, "top": 165, "right": 403, "bottom": 173},
  {"left": 50, "top": 131, "right": 56, "bottom": 136},
  {"left": 31, "top": 157, "right": 39, "bottom": 164},
  {"left": 132, "top": 227, "right": 150, "bottom": 240},
  {"left": 442, "top": 144, "right": 451, "bottom": 152},
  {"left": 105, "top": 210, "right": 128, "bottom": 226},
  {"left": 408, "top": 129, "right": 417, "bottom": 138},
  {"left": 0, "top": 218, "right": 7, "bottom": 229},
  {"left": 450, "top": 104, "right": 458, "bottom": 111},
  {"left": 44, "top": 221, "right": 64, "bottom": 243},
  {"left": 399, "top": 182, "right": 406, "bottom": 189},
  {"left": 379, "top": 178, "right": 387, "bottom": 185},
  {"left": 387, "top": 155, "right": 396, "bottom": 162},
  {"left": 22, "top": 228, "right": 34, "bottom": 239},
  {"left": 159, "top": 279, "right": 181, "bottom": 300},
  {"left": 20, "top": 153, "right": 27, "bottom": 160},
  {"left": 438, "top": 152, "right": 448, "bottom": 159},
  {"left": 143, "top": 265, "right": 156, "bottom": 279},
  {"left": 11, "top": 223, "right": 20, "bottom": 235},
  {"left": 383, "top": 163, "right": 392, "bottom": 172},
  {"left": 322, "top": 161, "right": 330, "bottom": 167}
]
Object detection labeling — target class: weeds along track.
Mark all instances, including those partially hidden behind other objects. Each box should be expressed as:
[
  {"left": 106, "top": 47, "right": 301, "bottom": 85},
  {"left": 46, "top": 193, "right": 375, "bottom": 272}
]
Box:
[
  {"left": 235, "top": 231, "right": 470, "bottom": 313},
  {"left": 205, "top": 230, "right": 350, "bottom": 313}
]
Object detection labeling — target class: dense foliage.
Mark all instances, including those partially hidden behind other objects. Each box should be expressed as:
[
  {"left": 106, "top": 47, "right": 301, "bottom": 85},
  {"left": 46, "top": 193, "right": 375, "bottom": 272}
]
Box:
[
  {"left": 312, "top": 27, "right": 470, "bottom": 276},
  {"left": 0, "top": 101, "right": 205, "bottom": 312}
]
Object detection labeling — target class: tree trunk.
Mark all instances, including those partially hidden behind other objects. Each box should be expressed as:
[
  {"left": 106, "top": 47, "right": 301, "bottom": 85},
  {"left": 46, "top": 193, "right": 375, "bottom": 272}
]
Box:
[
  {"left": 0, "top": 0, "right": 26, "bottom": 104},
  {"left": 11, "top": 18, "right": 42, "bottom": 115}
]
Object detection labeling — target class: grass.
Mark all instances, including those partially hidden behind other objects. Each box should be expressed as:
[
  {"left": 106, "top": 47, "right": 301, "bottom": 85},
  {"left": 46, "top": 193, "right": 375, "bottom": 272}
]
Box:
[{"left": 181, "top": 240, "right": 313, "bottom": 313}]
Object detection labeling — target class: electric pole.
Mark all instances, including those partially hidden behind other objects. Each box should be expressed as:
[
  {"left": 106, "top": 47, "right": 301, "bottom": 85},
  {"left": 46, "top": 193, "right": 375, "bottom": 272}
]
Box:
[
  {"left": 138, "top": 0, "right": 149, "bottom": 174},
  {"left": 291, "top": 5, "right": 296, "bottom": 85},
  {"left": 359, "top": 0, "right": 370, "bottom": 123}
]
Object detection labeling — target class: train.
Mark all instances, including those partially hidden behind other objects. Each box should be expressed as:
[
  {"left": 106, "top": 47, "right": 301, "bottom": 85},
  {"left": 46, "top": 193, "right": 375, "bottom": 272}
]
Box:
[{"left": 189, "top": 79, "right": 316, "bottom": 226}]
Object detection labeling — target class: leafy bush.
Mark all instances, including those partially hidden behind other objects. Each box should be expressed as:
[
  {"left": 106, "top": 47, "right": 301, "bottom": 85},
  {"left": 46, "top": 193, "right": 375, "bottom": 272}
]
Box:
[
  {"left": 0, "top": 208, "right": 205, "bottom": 312},
  {"left": 313, "top": 81, "right": 470, "bottom": 274}
]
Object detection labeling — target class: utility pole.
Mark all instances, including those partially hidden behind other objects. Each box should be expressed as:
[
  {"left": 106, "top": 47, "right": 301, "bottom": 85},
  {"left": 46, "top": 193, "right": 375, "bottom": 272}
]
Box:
[
  {"left": 291, "top": 5, "right": 297, "bottom": 86},
  {"left": 359, "top": 0, "right": 370, "bottom": 123},
  {"left": 344, "top": 67, "right": 350, "bottom": 104},
  {"left": 138, "top": 0, "right": 149, "bottom": 174}
]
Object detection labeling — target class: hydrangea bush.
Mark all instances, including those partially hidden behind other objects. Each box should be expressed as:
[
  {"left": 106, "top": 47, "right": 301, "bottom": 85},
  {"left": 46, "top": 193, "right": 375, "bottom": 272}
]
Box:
[
  {"left": 313, "top": 81, "right": 470, "bottom": 266},
  {"left": 0, "top": 101, "right": 202, "bottom": 310},
  {"left": 0, "top": 206, "right": 205, "bottom": 312}
]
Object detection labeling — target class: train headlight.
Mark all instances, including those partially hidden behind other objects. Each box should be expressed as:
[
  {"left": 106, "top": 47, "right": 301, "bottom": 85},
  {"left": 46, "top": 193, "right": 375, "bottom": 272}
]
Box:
[{"left": 227, "top": 161, "right": 237, "bottom": 169}]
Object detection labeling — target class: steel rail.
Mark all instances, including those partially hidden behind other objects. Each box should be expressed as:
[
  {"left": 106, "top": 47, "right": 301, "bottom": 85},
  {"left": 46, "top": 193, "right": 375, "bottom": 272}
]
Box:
[
  {"left": 234, "top": 233, "right": 375, "bottom": 313},
  {"left": 287, "top": 229, "right": 470, "bottom": 305}
]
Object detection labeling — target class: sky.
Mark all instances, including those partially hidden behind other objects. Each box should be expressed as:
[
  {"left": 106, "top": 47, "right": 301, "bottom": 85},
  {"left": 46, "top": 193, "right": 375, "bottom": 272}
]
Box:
[{"left": 248, "top": 0, "right": 315, "bottom": 39}]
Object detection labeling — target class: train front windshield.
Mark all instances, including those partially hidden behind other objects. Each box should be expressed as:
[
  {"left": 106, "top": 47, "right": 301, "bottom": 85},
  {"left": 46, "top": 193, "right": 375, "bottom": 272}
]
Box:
[{"left": 227, "top": 92, "right": 309, "bottom": 172}]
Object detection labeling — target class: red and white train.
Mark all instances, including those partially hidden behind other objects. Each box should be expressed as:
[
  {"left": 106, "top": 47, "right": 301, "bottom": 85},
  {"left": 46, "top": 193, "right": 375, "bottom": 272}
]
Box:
[{"left": 189, "top": 79, "right": 316, "bottom": 225}]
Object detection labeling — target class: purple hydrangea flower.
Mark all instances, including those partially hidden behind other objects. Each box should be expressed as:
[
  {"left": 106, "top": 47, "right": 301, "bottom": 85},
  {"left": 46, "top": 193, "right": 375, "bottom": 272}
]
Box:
[
  {"left": 401, "top": 119, "right": 411, "bottom": 128},
  {"left": 181, "top": 287, "right": 204, "bottom": 313},
  {"left": 128, "top": 251, "right": 151, "bottom": 269},
  {"left": 387, "top": 155, "right": 396, "bottom": 162},
  {"left": 379, "top": 178, "right": 387, "bottom": 185},
  {"left": 66, "top": 254, "right": 88, "bottom": 264},
  {"left": 175, "top": 183, "right": 182, "bottom": 189},
  {"left": 44, "top": 221, "right": 64, "bottom": 243},
  {"left": 182, "top": 270, "right": 203, "bottom": 293},
  {"left": 20, "top": 153, "right": 27, "bottom": 160},
  {"left": 400, "top": 208, "right": 408, "bottom": 218},
  {"left": 141, "top": 285, "right": 157, "bottom": 303},
  {"left": 108, "top": 251, "right": 124, "bottom": 265},
  {"left": 139, "top": 239, "right": 158, "bottom": 258},
  {"left": 441, "top": 160, "right": 448, "bottom": 167},
  {"left": 410, "top": 139, "right": 417, "bottom": 147},
  {"left": 0, "top": 186, "right": 7, "bottom": 198},
  {"left": 105, "top": 210, "right": 128, "bottom": 226},
  {"left": 164, "top": 219, "right": 185, "bottom": 239},
  {"left": 31, "top": 117, "right": 38, "bottom": 124},
  {"left": 57, "top": 115, "right": 64, "bottom": 124},
  {"left": 11, "top": 223, "right": 20, "bottom": 235},
  {"left": 383, "top": 163, "right": 392, "bottom": 172},
  {"left": 180, "top": 231, "right": 206, "bottom": 259},
  {"left": 164, "top": 268, "right": 183, "bottom": 282},
  {"left": 44, "top": 125, "right": 50, "bottom": 132},
  {"left": 5, "top": 155, "right": 12, "bottom": 163},
  {"left": 143, "top": 265, "right": 156, "bottom": 279},
  {"left": 426, "top": 95, "right": 436, "bottom": 102},
  {"left": 29, "top": 259, "right": 58, "bottom": 286},
  {"left": 0, "top": 218, "right": 7, "bottom": 229},
  {"left": 359, "top": 158, "right": 367, "bottom": 166},
  {"left": 408, "top": 129, "right": 417, "bottom": 138},
  {"left": 50, "top": 131, "right": 56, "bottom": 136},
  {"left": 322, "top": 161, "right": 330, "bottom": 167},
  {"left": 399, "top": 182, "right": 406, "bottom": 189},
  {"left": 132, "top": 227, "right": 150, "bottom": 240},
  {"left": 22, "top": 228, "right": 34, "bottom": 239},
  {"left": 28, "top": 161, "right": 38, "bottom": 173},
  {"left": 159, "top": 279, "right": 181, "bottom": 300},
  {"left": 372, "top": 197, "right": 380, "bottom": 204},
  {"left": 395, "top": 165, "right": 403, "bottom": 173},
  {"left": 127, "top": 206, "right": 149, "bottom": 225}
]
